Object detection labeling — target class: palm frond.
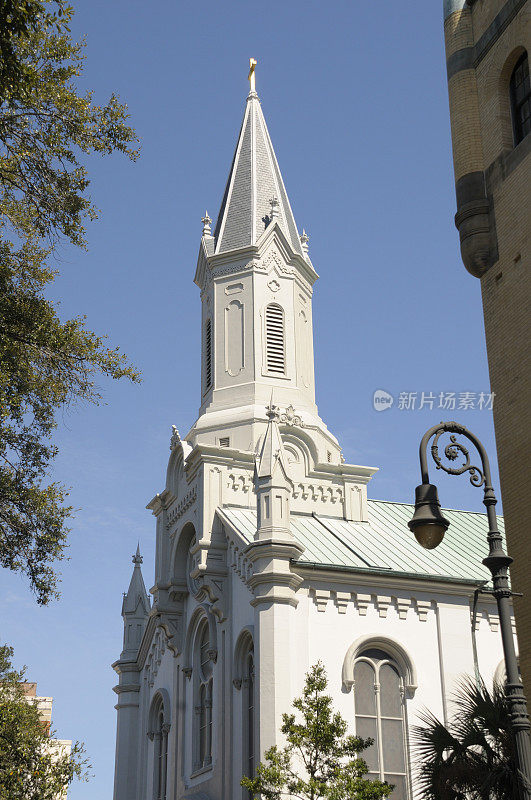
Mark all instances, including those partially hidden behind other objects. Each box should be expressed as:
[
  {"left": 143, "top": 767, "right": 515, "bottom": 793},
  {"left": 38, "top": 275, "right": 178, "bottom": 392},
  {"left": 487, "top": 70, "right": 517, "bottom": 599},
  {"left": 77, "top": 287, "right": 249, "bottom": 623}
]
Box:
[{"left": 412, "top": 676, "right": 517, "bottom": 800}]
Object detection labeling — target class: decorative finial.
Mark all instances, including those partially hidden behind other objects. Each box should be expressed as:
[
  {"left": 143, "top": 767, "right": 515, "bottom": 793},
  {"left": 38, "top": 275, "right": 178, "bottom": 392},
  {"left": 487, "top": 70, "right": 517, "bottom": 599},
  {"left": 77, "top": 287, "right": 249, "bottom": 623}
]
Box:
[
  {"left": 248, "top": 58, "right": 257, "bottom": 94},
  {"left": 270, "top": 196, "right": 280, "bottom": 221},
  {"left": 300, "top": 229, "right": 309, "bottom": 255},
  {"left": 266, "top": 391, "right": 279, "bottom": 421},
  {"left": 201, "top": 211, "right": 212, "bottom": 236},
  {"left": 170, "top": 425, "right": 181, "bottom": 451},
  {"left": 133, "top": 543, "right": 143, "bottom": 566}
]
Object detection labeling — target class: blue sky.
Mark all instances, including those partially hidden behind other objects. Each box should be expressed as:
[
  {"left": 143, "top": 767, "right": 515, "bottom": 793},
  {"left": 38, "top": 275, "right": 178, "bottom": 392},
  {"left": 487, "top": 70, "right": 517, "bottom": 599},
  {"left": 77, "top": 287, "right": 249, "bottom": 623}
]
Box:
[{"left": 1, "top": 1, "right": 500, "bottom": 797}]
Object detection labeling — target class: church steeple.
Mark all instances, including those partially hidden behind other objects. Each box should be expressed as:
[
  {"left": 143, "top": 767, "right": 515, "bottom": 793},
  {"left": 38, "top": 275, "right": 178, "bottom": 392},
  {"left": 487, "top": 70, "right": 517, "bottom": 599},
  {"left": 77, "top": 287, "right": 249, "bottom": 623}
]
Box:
[
  {"left": 120, "top": 546, "right": 150, "bottom": 659},
  {"left": 190, "top": 63, "right": 342, "bottom": 466},
  {"left": 213, "top": 61, "right": 304, "bottom": 258}
]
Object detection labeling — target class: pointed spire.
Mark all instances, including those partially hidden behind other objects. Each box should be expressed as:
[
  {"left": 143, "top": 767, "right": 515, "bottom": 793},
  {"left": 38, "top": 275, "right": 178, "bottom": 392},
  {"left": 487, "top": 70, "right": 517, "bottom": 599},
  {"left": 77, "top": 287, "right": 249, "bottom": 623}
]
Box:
[
  {"left": 213, "top": 68, "right": 303, "bottom": 257},
  {"left": 133, "top": 542, "right": 142, "bottom": 565},
  {"left": 122, "top": 546, "right": 150, "bottom": 617},
  {"left": 256, "top": 401, "right": 291, "bottom": 480},
  {"left": 254, "top": 402, "right": 294, "bottom": 542}
]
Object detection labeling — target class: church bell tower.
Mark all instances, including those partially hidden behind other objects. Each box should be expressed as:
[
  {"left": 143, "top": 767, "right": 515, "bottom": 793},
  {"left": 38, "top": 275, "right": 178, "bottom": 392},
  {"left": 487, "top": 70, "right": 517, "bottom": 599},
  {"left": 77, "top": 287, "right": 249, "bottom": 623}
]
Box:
[{"left": 190, "top": 60, "right": 341, "bottom": 464}]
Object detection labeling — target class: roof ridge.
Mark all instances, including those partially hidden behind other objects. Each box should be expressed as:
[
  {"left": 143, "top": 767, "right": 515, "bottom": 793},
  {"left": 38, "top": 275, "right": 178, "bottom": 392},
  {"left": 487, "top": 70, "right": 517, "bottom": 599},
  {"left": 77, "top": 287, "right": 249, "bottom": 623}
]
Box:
[{"left": 367, "top": 498, "right": 501, "bottom": 516}]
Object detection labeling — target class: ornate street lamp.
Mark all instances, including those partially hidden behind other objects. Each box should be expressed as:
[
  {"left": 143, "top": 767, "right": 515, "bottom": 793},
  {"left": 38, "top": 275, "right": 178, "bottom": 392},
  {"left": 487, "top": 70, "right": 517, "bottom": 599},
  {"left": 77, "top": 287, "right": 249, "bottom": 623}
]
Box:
[{"left": 408, "top": 421, "right": 531, "bottom": 799}]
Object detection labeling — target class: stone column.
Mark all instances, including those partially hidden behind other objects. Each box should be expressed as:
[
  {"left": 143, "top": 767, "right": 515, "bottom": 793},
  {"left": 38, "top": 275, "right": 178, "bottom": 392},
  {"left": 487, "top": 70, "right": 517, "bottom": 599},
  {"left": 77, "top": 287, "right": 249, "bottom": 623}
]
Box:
[
  {"left": 112, "top": 665, "right": 141, "bottom": 800},
  {"left": 246, "top": 539, "right": 304, "bottom": 757}
]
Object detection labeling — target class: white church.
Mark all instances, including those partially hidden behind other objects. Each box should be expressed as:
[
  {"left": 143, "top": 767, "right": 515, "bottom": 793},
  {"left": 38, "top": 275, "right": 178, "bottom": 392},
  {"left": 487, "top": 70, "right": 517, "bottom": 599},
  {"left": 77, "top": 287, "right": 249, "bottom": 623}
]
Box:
[{"left": 112, "top": 66, "right": 511, "bottom": 800}]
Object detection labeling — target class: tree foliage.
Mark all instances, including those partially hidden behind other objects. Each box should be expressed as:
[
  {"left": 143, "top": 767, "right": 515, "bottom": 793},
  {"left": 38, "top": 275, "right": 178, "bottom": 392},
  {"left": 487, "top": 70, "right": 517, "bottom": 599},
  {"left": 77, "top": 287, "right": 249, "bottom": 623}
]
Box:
[
  {"left": 241, "top": 662, "right": 393, "bottom": 800},
  {"left": 0, "top": 643, "right": 90, "bottom": 798},
  {"left": 0, "top": 0, "right": 140, "bottom": 603},
  {"left": 0, "top": 1, "right": 63, "bottom": 101},
  {"left": 413, "top": 677, "right": 518, "bottom": 799}
]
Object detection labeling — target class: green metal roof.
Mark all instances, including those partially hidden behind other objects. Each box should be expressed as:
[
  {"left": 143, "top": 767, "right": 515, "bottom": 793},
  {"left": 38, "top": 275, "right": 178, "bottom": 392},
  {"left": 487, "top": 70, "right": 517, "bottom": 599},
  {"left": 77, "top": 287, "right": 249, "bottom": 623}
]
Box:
[{"left": 219, "top": 500, "right": 505, "bottom": 585}]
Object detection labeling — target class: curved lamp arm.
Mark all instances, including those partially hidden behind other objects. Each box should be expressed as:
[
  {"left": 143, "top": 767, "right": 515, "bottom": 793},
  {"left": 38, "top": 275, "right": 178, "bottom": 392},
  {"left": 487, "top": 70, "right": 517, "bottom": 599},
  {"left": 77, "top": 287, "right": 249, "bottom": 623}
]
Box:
[{"left": 419, "top": 421, "right": 493, "bottom": 493}]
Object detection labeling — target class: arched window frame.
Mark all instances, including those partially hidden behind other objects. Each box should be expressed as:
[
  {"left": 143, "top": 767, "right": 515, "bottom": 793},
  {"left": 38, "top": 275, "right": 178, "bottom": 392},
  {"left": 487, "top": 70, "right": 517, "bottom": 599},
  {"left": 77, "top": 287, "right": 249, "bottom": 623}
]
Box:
[
  {"left": 343, "top": 636, "right": 416, "bottom": 800},
  {"left": 192, "top": 617, "right": 214, "bottom": 772},
  {"left": 510, "top": 50, "right": 530, "bottom": 146},
  {"left": 233, "top": 628, "right": 255, "bottom": 796},
  {"left": 148, "top": 691, "right": 171, "bottom": 800},
  {"left": 264, "top": 303, "right": 286, "bottom": 376},
  {"left": 342, "top": 635, "right": 417, "bottom": 697}
]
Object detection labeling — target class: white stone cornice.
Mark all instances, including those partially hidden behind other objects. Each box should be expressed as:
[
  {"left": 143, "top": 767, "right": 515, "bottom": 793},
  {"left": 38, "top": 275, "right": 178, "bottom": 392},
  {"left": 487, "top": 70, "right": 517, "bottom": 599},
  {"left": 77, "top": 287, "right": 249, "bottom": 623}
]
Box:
[
  {"left": 245, "top": 538, "right": 304, "bottom": 607},
  {"left": 113, "top": 683, "right": 141, "bottom": 695},
  {"left": 146, "top": 488, "right": 174, "bottom": 516},
  {"left": 183, "top": 443, "right": 255, "bottom": 474},
  {"left": 166, "top": 486, "right": 197, "bottom": 528},
  {"left": 294, "top": 565, "right": 490, "bottom": 598},
  {"left": 334, "top": 591, "right": 351, "bottom": 614},
  {"left": 413, "top": 599, "right": 434, "bottom": 622},
  {"left": 375, "top": 595, "right": 392, "bottom": 618},
  {"left": 245, "top": 538, "right": 304, "bottom": 562},
  {"left": 354, "top": 592, "right": 372, "bottom": 615},
  {"left": 396, "top": 597, "right": 412, "bottom": 619},
  {"left": 312, "top": 588, "right": 331, "bottom": 612},
  {"left": 487, "top": 611, "right": 500, "bottom": 631}
]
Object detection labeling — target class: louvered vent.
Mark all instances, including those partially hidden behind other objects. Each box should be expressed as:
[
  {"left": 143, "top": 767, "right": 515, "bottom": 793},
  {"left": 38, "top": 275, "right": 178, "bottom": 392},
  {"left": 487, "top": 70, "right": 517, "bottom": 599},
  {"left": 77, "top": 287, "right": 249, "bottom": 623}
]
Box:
[
  {"left": 219, "top": 437, "right": 230, "bottom": 448},
  {"left": 265, "top": 304, "right": 285, "bottom": 374},
  {"left": 205, "top": 319, "right": 213, "bottom": 390}
]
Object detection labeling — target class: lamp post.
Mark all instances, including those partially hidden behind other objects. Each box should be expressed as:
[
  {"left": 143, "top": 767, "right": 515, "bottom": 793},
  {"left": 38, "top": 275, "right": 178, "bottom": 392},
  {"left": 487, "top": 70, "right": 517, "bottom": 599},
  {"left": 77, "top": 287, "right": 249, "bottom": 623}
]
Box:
[{"left": 408, "top": 421, "right": 531, "bottom": 799}]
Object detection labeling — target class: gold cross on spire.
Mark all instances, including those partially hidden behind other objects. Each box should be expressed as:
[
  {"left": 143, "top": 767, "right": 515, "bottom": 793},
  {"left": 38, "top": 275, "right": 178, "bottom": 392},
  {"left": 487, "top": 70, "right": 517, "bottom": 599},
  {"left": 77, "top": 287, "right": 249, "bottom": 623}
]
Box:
[{"left": 248, "top": 58, "right": 257, "bottom": 93}]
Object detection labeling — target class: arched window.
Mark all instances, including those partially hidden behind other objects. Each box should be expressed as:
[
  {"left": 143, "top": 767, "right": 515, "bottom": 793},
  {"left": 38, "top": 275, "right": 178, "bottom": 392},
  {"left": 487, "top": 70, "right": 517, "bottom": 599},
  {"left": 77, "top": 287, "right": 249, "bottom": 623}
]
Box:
[
  {"left": 265, "top": 303, "right": 285, "bottom": 374},
  {"left": 149, "top": 695, "right": 169, "bottom": 800},
  {"left": 204, "top": 318, "right": 213, "bottom": 391},
  {"left": 353, "top": 648, "right": 410, "bottom": 800},
  {"left": 510, "top": 51, "right": 530, "bottom": 146},
  {"left": 243, "top": 645, "right": 255, "bottom": 787},
  {"left": 194, "top": 620, "right": 213, "bottom": 771}
]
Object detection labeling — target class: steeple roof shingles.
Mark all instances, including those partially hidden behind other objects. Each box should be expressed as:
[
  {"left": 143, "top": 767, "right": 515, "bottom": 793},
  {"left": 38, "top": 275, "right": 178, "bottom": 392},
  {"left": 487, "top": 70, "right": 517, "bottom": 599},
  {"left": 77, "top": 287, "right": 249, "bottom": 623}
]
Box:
[{"left": 214, "top": 92, "right": 303, "bottom": 256}]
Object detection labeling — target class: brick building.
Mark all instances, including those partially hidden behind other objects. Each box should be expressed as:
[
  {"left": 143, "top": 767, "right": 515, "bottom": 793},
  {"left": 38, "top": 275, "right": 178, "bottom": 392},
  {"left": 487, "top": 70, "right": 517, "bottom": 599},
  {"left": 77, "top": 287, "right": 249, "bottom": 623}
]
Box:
[
  {"left": 443, "top": 0, "right": 530, "bottom": 692},
  {"left": 21, "top": 682, "right": 72, "bottom": 799}
]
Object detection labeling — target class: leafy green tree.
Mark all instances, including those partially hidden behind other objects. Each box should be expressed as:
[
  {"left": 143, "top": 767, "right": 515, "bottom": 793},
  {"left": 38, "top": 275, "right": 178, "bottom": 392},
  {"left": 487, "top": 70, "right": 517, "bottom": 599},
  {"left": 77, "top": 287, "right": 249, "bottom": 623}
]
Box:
[
  {"left": 241, "top": 662, "right": 393, "bottom": 800},
  {"left": 0, "top": 1, "right": 140, "bottom": 603},
  {"left": 0, "top": 1, "right": 63, "bottom": 100},
  {"left": 0, "top": 644, "right": 90, "bottom": 799},
  {"left": 413, "top": 677, "right": 517, "bottom": 799}
]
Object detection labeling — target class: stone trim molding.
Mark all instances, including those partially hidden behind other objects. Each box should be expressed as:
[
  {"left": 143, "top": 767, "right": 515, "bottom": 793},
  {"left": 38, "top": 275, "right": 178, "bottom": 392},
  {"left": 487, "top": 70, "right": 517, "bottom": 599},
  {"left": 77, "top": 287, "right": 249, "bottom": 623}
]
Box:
[
  {"left": 167, "top": 487, "right": 197, "bottom": 528},
  {"left": 309, "top": 589, "right": 433, "bottom": 621},
  {"left": 342, "top": 634, "right": 418, "bottom": 698}
]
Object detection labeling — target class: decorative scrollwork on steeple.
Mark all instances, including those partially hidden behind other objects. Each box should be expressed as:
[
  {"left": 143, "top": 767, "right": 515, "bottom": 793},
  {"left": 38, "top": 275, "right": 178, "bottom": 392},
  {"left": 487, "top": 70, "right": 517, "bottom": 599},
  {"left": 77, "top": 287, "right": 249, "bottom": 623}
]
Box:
[{"left": 277, "top": 405, "right": 304, "bottom": 428}]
